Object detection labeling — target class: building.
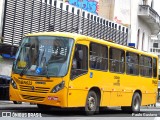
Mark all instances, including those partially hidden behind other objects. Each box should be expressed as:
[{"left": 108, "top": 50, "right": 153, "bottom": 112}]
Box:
[
  {"left": 62, "top": 0, "right": 99, "bottom": 15},
  {"left": 149, "top": 34, "right": 160, "bottom": 74},
  {"left": 103, "top": 0, "right": 160, "bottom": 52},
  {"left": 0, "top": 0, "right": 128, "bottom": 76},
  {"left": 67, "top": 0, "right": 160, "bottom": 79},
  {"left": 130, "top": 0, "right": 160, "bottom": 51},
  {"left": 67, "top": 0, "right": 160, "bottom": 51}
]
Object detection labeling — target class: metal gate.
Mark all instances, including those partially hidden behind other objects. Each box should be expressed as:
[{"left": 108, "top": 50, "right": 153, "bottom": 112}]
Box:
[{"left": 2, "top": 0, "right": 128, "bottom": 46}]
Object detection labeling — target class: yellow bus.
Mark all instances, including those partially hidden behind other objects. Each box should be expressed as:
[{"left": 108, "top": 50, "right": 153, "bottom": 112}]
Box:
[{"left": 10, "top": 32, "right": 158, "bottom": 115}]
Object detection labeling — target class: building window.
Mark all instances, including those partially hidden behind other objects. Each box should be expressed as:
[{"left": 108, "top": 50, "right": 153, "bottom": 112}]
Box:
[
  {"left": 90, "top": 43, "right": 108, "bottom": 71},
  {"left": 142, "top": 32, "right": 145, "bottom": 51},
  {"left": 151, "top": 0, "right": 154, "bottom": 8},
  {"left": 109, "top": 48, "right": 125, "bottom": 73},
  {"left": 137, "top": 29, "right": 140, "bottom": 49},
  {"left": 150, "top": 48, "right": 152, "bottom": 52},
  {"left": 143, "top": 0, "right": 148, "bottom": 5},
  {"left": 153, "top": 49, "right": 155, "bottom": 52},
  {"left": 153, "top": 43, "right": 158, "bottom": 48}
]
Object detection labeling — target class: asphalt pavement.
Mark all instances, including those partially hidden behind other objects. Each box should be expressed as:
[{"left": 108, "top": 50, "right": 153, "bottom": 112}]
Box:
[{"left": 0, "top": 101, "right": 160, "bottom": 120}]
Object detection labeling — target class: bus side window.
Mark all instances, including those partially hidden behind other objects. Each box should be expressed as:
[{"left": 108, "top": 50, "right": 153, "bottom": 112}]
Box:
[
  {"left": 90, "top": 42, "right": 108, "bottom": 71},
  {"left": 109, "top": 48, "right": 125, "bottom": 73},
  {"left": 140, "top": 55, "right": 152, "bottom": 77},
  {"left": 126, "top": 52, "right": 139, "bottom": 75},
  {"left": 70, "top": 44, "right": 88, "bottom": 80}
]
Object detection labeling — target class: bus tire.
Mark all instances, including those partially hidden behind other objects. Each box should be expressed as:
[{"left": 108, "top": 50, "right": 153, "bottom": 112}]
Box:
[
  {"left": 131, "top": 92, "right": 141, "bottom": 113},
  {"left": 85, "top": 91, "right": 99, "bottom": 115},
  {"left": 13, "top": 101, "right": 22, "bottom": 104}
]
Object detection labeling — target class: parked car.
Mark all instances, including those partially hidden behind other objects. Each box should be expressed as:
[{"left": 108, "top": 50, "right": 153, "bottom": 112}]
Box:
[
  {"left": 0, "top": 75, "right": 22, "bottom": 104},
  {"left": 158, "top": 82, "right": 160, "bottom": 102}
]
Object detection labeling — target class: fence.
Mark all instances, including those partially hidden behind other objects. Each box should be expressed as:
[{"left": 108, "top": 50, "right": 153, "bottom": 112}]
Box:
[{"left": 2, "top": 0, "right": 128, "bottom": 47}]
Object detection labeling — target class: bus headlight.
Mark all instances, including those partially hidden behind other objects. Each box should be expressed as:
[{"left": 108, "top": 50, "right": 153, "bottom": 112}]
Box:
[
  {"left": 10, "top": 79, "right": 17, "bottom": 89},
  {"left": 51, "top": 81, "right": 65, "bottom": 93}
]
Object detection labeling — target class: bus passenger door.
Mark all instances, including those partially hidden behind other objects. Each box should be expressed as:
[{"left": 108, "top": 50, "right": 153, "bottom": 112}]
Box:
[{"left": 68, "top": 43, "right": 89, "bottom": 107}]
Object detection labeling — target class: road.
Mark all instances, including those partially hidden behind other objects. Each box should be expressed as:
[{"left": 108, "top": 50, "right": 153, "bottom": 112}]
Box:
[{"left": 0, "top": 101, "right": 160, "bottom": 120}]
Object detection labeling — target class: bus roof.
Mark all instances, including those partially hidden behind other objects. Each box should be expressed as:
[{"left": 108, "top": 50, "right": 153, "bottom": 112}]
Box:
[
  {"left": 25, "top": 31, "right": 84, "bottom": 39},
  {"left": 25, "top": 32, "right": 158, "bottom": 58}
]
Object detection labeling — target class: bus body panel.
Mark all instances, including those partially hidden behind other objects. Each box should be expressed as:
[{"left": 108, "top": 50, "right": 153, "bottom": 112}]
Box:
[
  {"left": 67, "top": 40, "right": 90, "bottom": 107},
  {"left": 9, "top": 32, "right": 158, "bottom": 109}
]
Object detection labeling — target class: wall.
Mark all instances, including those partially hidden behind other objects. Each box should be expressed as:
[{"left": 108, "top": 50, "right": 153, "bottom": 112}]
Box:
[
  {"left": 114, "top": 0, "right": 131, "bottom": 25},
  {"left": 0, "top": 0, "right": 5, "bottom": 37},
  {"left": 98, "top": 0, "right": 115, "bottom": 20}
]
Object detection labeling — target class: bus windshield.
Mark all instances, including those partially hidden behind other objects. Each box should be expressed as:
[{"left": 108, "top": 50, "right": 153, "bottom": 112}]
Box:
[{"left": 13, "top": 36, "right": 74, "bottom": 77}]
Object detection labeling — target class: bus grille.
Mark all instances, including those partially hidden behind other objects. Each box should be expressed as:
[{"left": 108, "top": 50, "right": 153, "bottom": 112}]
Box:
[
  {"left": 19, "top": 85, "right": 50, "bottom": 93},
  {"left": 21, "top": 95, "right": 45, "bottom": 101}
]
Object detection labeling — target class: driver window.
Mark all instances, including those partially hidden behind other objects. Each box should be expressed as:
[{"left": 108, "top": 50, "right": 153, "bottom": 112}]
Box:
[{"left": 71, "top": 44, "right": 88, "bottom": 80}]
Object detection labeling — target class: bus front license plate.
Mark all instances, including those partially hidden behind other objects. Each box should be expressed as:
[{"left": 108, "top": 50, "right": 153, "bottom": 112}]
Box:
[{"left": 20, "top": 80, "right": 32, "bottom": 85}]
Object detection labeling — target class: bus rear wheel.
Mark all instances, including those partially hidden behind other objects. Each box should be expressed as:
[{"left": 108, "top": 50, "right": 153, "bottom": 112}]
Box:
[
  {"left": 121, "top": 92, "right": 141, "bottom": 113},
  {"left": 131, "top": 92, "right": 141, "bottom": 113},
  {"left": 85, "top": 91, "right": 99, "bottom": 115}
]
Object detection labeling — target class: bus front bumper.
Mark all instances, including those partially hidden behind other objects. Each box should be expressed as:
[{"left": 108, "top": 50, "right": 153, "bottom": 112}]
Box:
[{"left": 9, "top": 85, "right": 67, "bottom": 107}]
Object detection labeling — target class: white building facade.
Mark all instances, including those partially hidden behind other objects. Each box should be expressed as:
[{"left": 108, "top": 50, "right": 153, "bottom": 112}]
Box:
[
  {"left": 113, "top": 0, "right": 160, "bottom": 51},
  {"left": 131, "top": 0, "right": 160, "bottom": 51},
  {"left": 130, "top": 0, "right": 160, "bottom": 51},
  {"left": 149, "top": 34, "right": 160, "bottom": 74}
]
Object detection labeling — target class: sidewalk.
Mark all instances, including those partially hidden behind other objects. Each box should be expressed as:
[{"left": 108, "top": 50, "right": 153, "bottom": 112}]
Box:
[
  {"left": 140, "top": 102, "right": 160, "bottom": 109},
  {"left": 156, "top": 102, "right": 160, "bottom": 107}
]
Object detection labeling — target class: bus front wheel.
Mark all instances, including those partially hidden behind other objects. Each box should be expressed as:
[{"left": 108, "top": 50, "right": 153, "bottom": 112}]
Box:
[
  {"left": 13, "top": 101, "right": 22, "bottom": 104},
  {"left": 85, "top": 91, "right": 99, "bottom": 115}
]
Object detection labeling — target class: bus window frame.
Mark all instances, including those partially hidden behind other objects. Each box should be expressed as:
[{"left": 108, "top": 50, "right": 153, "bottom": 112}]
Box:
[
  {"left": 89, "top": 42, "right": 108, "bottom": 72},
  {"left": 70, "top": 44, "right": 89, "bottom": 80},
  {"left": 139, "top": 55, "right": 152, "bottom": 78},
  {"left": 109, "top": 47, "right": 125, "bottom": 74},
  {"left": 126, "top": 51, "right": 140, "bottom": 76}
]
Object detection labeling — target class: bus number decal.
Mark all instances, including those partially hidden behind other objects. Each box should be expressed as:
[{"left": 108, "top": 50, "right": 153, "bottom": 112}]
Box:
[
  {"left": 113, "top": 76, "right": 120, "bottom": 86},
  {"left": 16, "top": 79, "right": 32, "bottom": 85}
]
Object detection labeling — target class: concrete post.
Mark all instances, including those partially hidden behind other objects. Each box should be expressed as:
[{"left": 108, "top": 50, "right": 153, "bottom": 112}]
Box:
[{"left": 0, "top": 0, "right": 5, "bottom": 37}]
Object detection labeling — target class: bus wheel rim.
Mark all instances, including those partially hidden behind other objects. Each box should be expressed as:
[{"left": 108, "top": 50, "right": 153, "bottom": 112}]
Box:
[
  {"left": 88, "top": 96, "right": 96, "bottom": 110},
  {"left": 134, "top": 97, "right": 139, "bottom": 110}
]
